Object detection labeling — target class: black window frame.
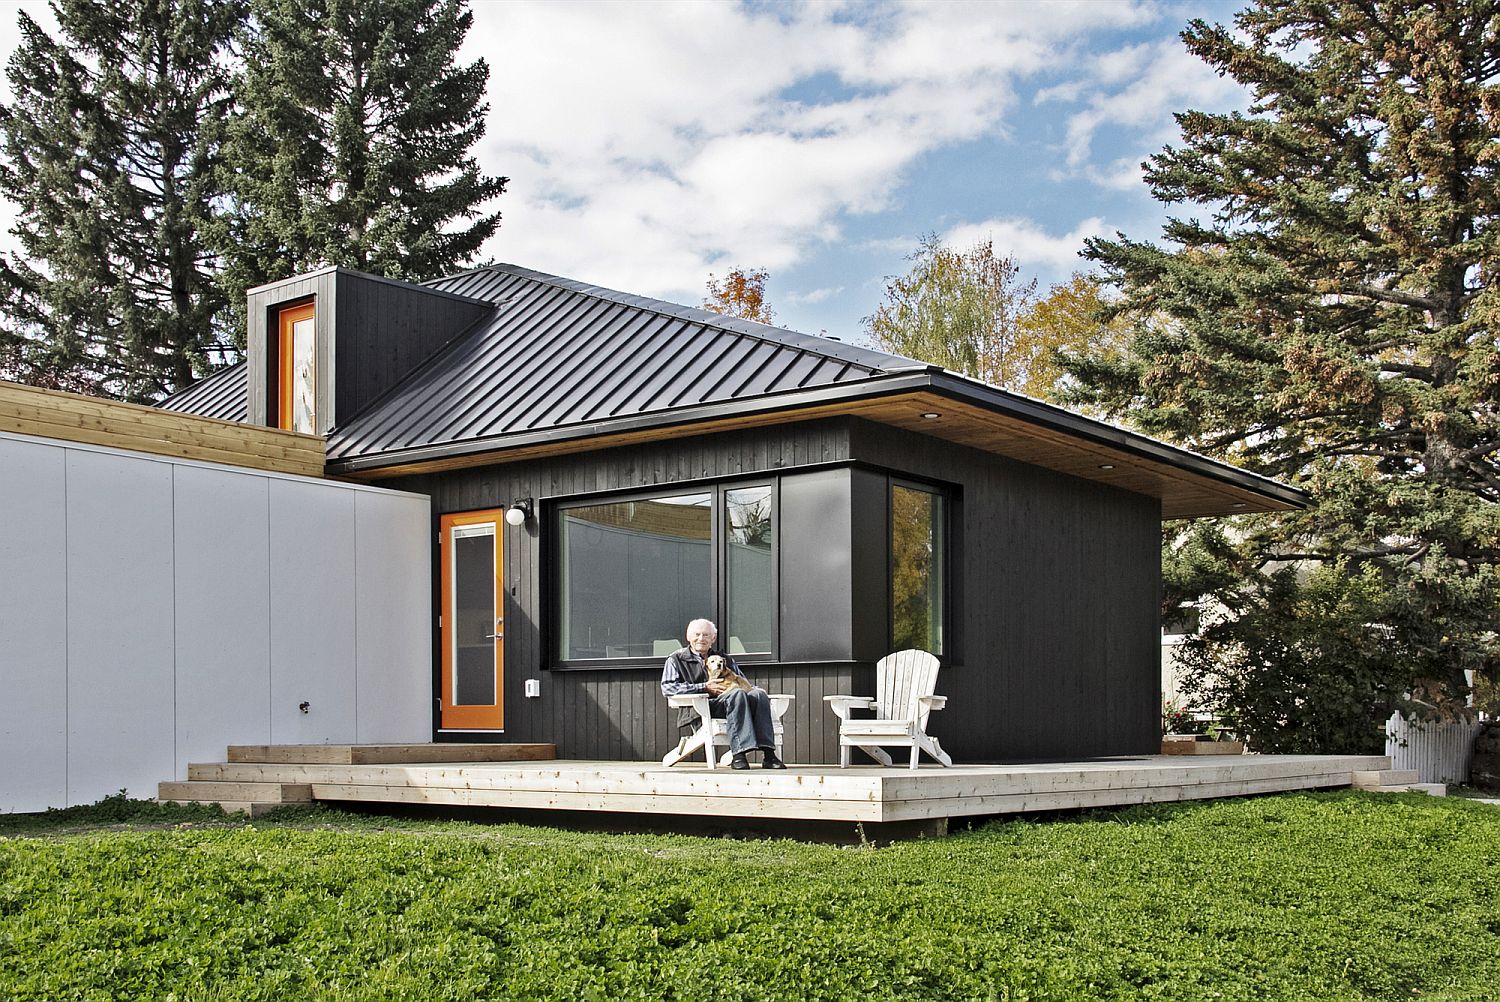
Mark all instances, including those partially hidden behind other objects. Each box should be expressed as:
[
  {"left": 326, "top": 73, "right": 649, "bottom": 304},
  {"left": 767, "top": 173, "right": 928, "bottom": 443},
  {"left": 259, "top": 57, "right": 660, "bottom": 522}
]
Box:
[{"left": 547, "top": 477, "right": 780, "bottom": 669}]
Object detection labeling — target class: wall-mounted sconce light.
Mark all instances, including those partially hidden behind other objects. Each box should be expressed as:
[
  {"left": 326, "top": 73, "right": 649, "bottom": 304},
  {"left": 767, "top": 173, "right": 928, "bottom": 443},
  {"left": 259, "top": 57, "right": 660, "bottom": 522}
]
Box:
[{"left": 505, "top": 497, "right": 534, "bottom": 527}]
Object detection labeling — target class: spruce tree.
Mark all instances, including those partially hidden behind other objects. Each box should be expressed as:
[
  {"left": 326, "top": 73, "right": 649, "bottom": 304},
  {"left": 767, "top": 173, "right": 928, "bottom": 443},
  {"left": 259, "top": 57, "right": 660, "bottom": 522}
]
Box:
[
  {"left": 1062, "top": 0, "right": 1500, "bottom": 750},
  {"left": 0, "top": 0, "right": 244, "bottom": 401},
  {"left": 220, "top": 0, "right": 506, "bottom": 299}
]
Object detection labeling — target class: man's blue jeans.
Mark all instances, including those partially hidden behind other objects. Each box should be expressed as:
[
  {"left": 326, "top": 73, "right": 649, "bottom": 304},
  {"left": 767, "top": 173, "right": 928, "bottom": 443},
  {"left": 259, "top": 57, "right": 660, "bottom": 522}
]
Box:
[{"left": 710, "top": 687, "right": 776, "bottom": 754}]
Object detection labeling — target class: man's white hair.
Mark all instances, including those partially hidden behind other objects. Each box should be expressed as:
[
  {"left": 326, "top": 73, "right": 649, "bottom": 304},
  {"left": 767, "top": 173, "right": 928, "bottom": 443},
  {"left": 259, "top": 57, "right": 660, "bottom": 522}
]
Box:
[{"left": 686, "top": 618, "right": 717, "bottom": 637}]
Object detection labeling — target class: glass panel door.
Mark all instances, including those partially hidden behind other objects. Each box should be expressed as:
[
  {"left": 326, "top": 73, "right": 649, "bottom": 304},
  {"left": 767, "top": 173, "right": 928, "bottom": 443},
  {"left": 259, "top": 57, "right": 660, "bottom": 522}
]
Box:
[
  {"left": 277, "top": 302, "right": 316, "bottom": 433},
  {"left": 440, "top": 510, "right": 504, "bottom": 729}
]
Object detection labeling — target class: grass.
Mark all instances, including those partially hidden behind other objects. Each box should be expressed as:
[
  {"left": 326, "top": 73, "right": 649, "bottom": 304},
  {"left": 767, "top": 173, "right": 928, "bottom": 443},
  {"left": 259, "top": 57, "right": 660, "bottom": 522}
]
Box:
[{"left": 2, "top": 792, "right": 1498, "bottom": 1000}]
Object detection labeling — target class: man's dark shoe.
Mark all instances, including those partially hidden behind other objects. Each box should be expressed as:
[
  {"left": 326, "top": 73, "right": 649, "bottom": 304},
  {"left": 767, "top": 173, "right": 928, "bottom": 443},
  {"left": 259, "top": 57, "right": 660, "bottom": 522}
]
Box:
[
  {"left": 761, "top": 750, "right": 787, "bottom": 769},
  {"left": 730, "top": 752, "right": 750, "bottom": 770}
]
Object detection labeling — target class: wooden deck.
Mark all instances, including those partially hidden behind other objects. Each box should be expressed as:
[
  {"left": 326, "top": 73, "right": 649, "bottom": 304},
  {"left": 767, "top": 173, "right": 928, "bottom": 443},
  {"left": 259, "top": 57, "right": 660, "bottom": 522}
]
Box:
[{"left": 171, "top": 749, "right": 1392, "bottom": 827}]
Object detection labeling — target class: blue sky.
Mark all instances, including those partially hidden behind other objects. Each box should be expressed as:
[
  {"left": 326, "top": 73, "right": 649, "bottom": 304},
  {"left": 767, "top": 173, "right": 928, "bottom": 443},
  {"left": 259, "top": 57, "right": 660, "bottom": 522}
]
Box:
[{"left": 0, "top": 0, "right": 1249, "bottom": 343}]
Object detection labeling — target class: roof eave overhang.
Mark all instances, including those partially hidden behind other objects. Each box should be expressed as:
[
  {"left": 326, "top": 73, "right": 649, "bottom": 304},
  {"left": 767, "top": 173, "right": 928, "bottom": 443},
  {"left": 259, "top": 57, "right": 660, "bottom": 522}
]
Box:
[
  {"left": 920, "top": 373, "right": 1308, "bottom": 511},
  {"left": 325, "top": 370, "right": 1308, "bottom": 517}
]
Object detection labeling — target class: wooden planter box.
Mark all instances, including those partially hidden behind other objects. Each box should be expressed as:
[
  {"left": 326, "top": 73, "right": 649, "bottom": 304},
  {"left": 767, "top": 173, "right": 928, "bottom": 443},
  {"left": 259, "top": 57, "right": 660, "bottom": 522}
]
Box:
[{"left": 1161, "top": 736, "right": 1245, "bottom": 756}]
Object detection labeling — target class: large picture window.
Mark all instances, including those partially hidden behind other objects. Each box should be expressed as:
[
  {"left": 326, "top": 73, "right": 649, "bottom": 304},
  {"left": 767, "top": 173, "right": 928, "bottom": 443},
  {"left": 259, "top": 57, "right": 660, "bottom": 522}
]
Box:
[
  {"left": 891, "top": 482, "right": 945, "bottom": 655},
  {"left": 556, "top": 482, "right": 776, "bottom": 663}
]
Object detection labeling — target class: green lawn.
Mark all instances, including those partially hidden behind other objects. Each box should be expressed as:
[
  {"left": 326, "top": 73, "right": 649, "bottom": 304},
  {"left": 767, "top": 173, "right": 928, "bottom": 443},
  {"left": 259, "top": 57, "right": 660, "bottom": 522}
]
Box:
[{"left": 2, "top": 792, "right": 1497, "bottom": 1001}]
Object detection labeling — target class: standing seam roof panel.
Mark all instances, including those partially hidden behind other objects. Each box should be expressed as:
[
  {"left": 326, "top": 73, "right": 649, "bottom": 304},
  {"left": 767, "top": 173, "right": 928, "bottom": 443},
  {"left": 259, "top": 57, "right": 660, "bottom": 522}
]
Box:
[
  {"left": 332, "top": 264, "right": 909, "bottom": 458},
  {"left": 376, "top": 282, "right": 583, "bottom": 446},
  {"left": 512, "top": 303, "right": 687, "bottom": 428},
  {"left": 496, "top": 303, "right": 676, "bottom": 431},
  {"left": 436, "top": 287, "right": 629, "bottom": 437},
  {"left": 603, "top": 322, "right": 732, "bottom": 420}
]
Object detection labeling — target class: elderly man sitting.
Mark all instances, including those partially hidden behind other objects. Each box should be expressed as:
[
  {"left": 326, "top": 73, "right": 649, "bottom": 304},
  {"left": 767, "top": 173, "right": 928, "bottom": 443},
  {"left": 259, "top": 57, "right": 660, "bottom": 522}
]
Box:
[{"left": 660, "top": 618, "right": 786, "bottom": 770}]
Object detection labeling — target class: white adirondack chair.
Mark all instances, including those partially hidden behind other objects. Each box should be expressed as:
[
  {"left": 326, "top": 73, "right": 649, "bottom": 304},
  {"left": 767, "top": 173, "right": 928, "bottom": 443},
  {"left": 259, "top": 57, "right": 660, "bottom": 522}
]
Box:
[
  {"left": 661, "top": 693, "right": 795, "bottom": 768},
  {"left": 824, "top": 649, "right": 953, "bottom": 769}
]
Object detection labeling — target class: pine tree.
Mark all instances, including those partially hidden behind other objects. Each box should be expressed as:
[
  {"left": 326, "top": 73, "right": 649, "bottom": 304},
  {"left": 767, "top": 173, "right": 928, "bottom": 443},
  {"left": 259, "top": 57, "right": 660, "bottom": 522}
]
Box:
[
  {"left": 0, "top": 0, "right": 244, "bottom": 401},
  {"left": 220, "top": 0, "right": 506, "bottom": 299},
  {"left": 1062, "top": 0, "right": 1500, "bottom": 750}
]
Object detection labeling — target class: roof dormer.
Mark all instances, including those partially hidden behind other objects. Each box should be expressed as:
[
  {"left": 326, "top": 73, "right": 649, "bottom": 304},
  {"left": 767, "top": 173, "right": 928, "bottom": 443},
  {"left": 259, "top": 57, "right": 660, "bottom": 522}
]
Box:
[{"left": 245, "top": 267, "right": 492, "bottom": 434}]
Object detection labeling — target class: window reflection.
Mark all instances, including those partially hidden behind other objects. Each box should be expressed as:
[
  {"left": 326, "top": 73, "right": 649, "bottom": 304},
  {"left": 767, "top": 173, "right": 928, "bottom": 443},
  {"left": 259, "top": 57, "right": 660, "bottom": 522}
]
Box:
[
  {"left": 559, "top": 493, "right": 711, "bottom": 660},
  {"left": 725, "top": 486, "right": 773, "bottom": 654},
  {"left": 891, "top": 484, "right": 944, "bottom": 654}
]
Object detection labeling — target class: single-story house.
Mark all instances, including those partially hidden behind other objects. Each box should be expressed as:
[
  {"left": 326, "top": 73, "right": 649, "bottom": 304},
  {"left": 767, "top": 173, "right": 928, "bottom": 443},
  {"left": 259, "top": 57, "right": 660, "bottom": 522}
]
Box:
[{"left": 154, "top": 263, "right": 1304, "bottom": 767}]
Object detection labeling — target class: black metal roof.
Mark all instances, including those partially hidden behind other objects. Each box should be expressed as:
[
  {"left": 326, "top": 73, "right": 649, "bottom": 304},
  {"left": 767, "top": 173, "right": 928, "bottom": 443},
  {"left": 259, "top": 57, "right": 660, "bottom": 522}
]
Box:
[
  {"left": 154, "top": 263, "right": 1307, "bottom": 513},
  {"left": 158, "top": 362, "right": 247, "bottom": 422},
  {"left": 326, "top": 264, "right": 930, "bottom": 463}
]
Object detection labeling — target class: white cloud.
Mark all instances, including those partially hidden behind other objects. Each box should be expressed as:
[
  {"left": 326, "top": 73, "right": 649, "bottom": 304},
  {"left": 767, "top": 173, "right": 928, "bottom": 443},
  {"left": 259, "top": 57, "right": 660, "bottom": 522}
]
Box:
[
  {"left": 466, "top": 1, "right": 1162, "bottom": 300},
  {"left": 941, "top": 216, "right": 1108, "bottom": 275},
  {"left": 1060, "top": 36, "right": 1245, "bottom": 171},
  {"left": 785, "top": 286, "right": 844, "bottom": 306},
  {"left": 0, "top": 0, "right": 1220, "bottom": 330}
]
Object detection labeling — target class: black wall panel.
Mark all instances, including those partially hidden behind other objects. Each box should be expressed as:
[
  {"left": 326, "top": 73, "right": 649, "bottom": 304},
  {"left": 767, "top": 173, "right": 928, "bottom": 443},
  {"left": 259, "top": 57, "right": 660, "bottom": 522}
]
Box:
[
  {"left": 387, "top": 413, "right": 1162, "bottom": 763},
  {"left": 846, "top": 418, "right": 1161, "bottom": 760},
  {"left": 779, "top": 468, "right": 853, "bottom": 663}
]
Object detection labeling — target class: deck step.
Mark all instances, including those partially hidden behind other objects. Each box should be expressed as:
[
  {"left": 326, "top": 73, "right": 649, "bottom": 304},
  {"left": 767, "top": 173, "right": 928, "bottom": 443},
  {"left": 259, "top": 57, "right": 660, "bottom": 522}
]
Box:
[
  {"left": 227, "top": 743, "right": 556, "bottom": 765},
  {"left": 1351, "top": 769, "right": 1419, "bottom": 789},
  {"left": 159, "top": 780, "right": 313, "bottom": 803},
  {"left": 1360, "top": 782, "right": 1447, "bottom": 796}
]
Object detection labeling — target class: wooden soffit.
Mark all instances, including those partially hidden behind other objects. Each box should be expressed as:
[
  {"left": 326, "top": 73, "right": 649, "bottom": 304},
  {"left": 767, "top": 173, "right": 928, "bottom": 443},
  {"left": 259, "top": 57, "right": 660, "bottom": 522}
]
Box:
[{"left": 331, "top": 377, "right": 1302, "bottom": 520}]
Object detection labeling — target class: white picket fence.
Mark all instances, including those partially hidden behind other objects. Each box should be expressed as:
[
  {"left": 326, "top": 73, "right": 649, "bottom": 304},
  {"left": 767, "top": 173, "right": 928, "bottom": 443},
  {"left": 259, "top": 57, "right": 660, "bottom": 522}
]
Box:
[{"left": 1385, "top": 712, "right": 1485, "bottom": 784}]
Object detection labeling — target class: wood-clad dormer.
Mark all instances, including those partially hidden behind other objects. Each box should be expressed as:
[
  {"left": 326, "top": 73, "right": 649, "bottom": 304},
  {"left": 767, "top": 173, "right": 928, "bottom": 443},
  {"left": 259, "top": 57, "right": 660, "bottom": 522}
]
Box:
[{"left": 245, "top": 267, "right": 493, "bottom": 435}]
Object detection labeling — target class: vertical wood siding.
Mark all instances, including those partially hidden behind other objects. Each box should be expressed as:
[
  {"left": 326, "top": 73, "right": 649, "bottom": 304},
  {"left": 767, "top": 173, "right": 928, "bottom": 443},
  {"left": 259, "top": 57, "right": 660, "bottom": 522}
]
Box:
[
  {"left": 1386, "top": 712, "right": 1483, "bottom": 784},
  {"left": 389, "top": 414, "right": 1162, "bottom": 763},
  {"left": 847, "top": 418, "right": 1162, "bottom": 760},
  {"left": 389, "top": 420, "right": 857, "bottom": 763}
]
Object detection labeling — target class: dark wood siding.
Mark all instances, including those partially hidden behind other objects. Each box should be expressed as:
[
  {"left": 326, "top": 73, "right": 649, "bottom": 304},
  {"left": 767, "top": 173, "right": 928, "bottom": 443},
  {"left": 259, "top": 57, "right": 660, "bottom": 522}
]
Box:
[
  {"left": 388, "top": 419, "right": 857, "bottom": 764},
  {"left": 847, "top": 418, "right": 1161, "bottom": 760},
  {"left": 333, "top": 272, "right": 490, "bottom": 425},
  {"left": 387, "top": 414, "right": 1161, "bottom": 764}
]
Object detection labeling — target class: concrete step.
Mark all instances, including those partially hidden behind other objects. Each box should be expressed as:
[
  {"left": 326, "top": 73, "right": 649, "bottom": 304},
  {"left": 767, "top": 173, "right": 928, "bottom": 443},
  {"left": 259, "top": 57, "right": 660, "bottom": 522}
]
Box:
[
  {"left": 227, "top": 743, "right": 556, "bottom": 765},
  {"left": 159, "top": 780, "right": 312, "bottom": 803},
  {"left": 1352, "top": 769, "right": 1419, "bottom": 789},
  {"left": 1361, "top": 782, "right": 1447, "bottom": 796}
]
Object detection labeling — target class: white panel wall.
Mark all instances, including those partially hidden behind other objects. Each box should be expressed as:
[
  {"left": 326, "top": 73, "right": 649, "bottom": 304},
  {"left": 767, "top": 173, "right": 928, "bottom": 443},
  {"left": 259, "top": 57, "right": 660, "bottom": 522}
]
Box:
[
  {"left": 0, "top": 431, "right": 431, "bottom": 813},
  {"left": 270, "top": 479, "right": 358, "bottom": 744},
  {"left": 0, "top": 437, "right": 68, "bottom": 811},
  {"left": 174, "top": 466, "right": 273, "bottom": 767},
  {"left": 65, "top": 451, "right": 177, "bottom": 806},
  {"left": 355, "top": 491, "right": 433, "bottom": 741}
]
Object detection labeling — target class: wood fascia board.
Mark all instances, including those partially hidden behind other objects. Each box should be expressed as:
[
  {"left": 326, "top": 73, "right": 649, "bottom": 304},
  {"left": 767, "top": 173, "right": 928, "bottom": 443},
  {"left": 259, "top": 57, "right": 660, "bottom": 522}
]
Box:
[
  {"left": 327, "top": 374, "right": 1304, "bottom": 519},
  {"left": 0, "top": 379, "right": 324, "bottom": 477}
]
